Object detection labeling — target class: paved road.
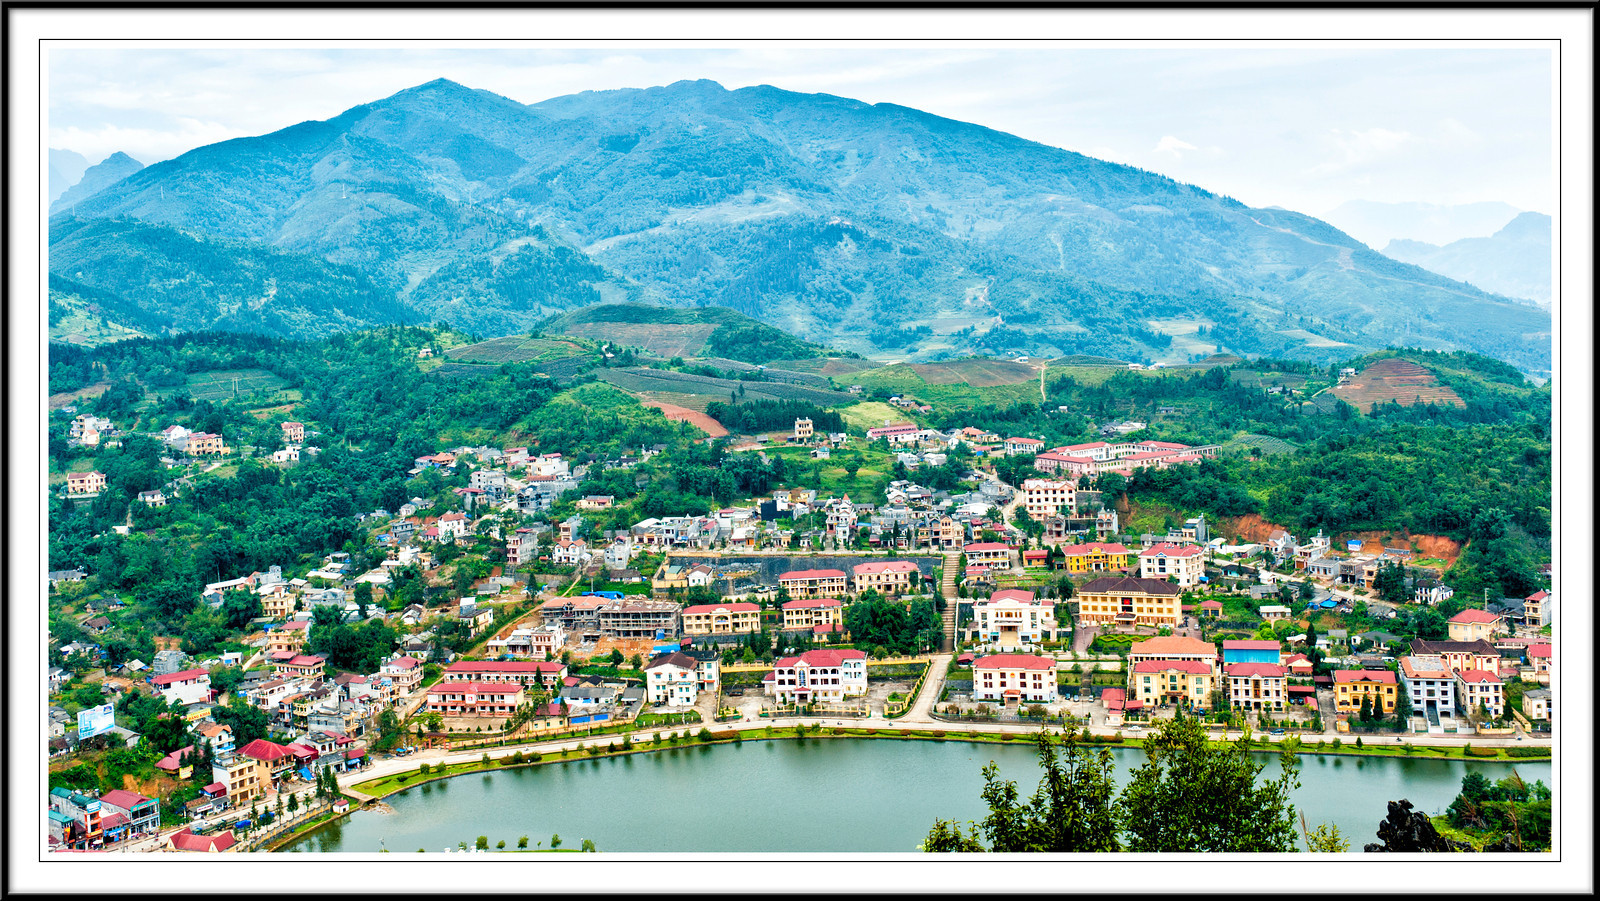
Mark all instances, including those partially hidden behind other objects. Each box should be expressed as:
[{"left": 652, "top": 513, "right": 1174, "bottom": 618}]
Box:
[{"left": 901, "top": 654, "right": 952, "bottom": 724}]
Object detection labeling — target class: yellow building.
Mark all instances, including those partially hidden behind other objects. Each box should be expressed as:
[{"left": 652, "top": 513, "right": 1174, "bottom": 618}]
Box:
[
  {"left": 681, "top": 603, "right": 761, "bottom": 635},
  {"left": 1129, "top": 660, "right": 1215, "bottom": 709},
  {"left": 1058, "top": 542, "right": 1133, "bottom": 574},
  {"left": 782, "top": 598, "right": 844, "bottom": 630},
  {"left": 1333, "top": 670, "right": 1398, "bottom": 714},
  {"left": 1077, "top": 576, "right": 1184, "bottom": 628}
]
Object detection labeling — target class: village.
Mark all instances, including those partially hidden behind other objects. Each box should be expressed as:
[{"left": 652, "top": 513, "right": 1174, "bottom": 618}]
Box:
[{"left": 46, "top": 410, "right": 1555, "bottom": 853}]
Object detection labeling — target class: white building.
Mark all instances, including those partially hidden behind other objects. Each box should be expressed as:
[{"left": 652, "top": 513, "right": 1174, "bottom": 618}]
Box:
[
  {"left": 972, "top": 654, "right": 1058, "bottom": 703},
  {"left": 1022, "top": 479, "right": 1077, "bottom": 520},
  {"left": 766, "top": 649, "right": 867, "bottom": 704},
  {"left": 1454, "top": 669, "right": 1504, "bottom": 719},
  {"left": 1400, "top": 655, "right": 1458, "bottom": 718},
  {"left": 151, "top": 669, "right": 212, "bottom": 706},
  {"left": 1138, "top": 542, "right": 1206, "bottom": 587},
  {"left": 969, "top": 589, "right": 1058, "bottom": 648}
]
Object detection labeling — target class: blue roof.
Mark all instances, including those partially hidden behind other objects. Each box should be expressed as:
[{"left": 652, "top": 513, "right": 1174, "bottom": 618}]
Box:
[{"left": 1320, "top": 599, "right": 1337, "bottom": 608}]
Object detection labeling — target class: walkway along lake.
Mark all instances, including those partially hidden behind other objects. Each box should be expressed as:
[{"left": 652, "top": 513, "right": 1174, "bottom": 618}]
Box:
[{"left": 284, "top": 738, "right": 1551, "bottom": 853}]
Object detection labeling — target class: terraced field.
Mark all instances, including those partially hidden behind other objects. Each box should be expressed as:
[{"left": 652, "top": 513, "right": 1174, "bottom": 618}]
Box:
[
  {"left": 560, "top": 322, "right": 717, "bottom": 358},
  {"left": 767, "top": 357, "right": 878, "bottom": 377},
  {"left": 446, "top": 335, "right": 588, "bottom": 364},
  {"left": 1331, "top": 358, "right": 1465, "bottom": 412},
  {"left": 909, "top": 358, "right": 1036, "bottom": 386},
  {"left": 596, "top": 367, "right": 852, "bottom": 407},
  {"left": 185, "top": 368, "right": 289, "bottom": 402},
  {"left": 1222, "top": 433, "right": 1300, "bottom": 455}
]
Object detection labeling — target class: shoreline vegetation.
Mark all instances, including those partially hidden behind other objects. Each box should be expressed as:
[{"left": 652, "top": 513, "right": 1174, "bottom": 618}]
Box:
[{"left": 271, "top": 727, "right": 1547, "bottom": 850}]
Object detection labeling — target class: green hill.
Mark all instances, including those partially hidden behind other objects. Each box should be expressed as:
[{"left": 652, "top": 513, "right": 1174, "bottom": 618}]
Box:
[{"left": 541, "top": 304, "right": 836, "bottom": 365}]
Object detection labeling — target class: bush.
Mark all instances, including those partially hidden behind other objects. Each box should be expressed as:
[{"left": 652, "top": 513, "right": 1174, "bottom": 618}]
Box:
[
  {"left": 1505, "top": 747, "right": 1551, "bottom": 758},
  {"left": 1465, "top": 746, "right": 1500, "bottom": 758},
  {"left": 418, "top": 763, "right": 430, "bottom": 775},
  {"left": 696, "top": 728, "right": 714, "bottom": 743}
]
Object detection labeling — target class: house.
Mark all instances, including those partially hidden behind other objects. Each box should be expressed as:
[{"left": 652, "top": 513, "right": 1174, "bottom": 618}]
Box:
[
  {"left": 239, "top": 738, "right": 298, "bottom": 782},
  {"left": 644, "top": 652, "right": 703, "bottom": 707},
  {"left": 1522, "top": 688, "right": 1552, "bottom": 722},
  {"left": 1333, "top": 670, "right": 1398, "bottom": 714},
  {"left": 186, "top": 432, "right": 227, "bottom": 456},
  {"left": 1455, "top": 669, "right": 1505, "bottom": 719},
  {"left": 267, "top": 620, "right": 312, "bottom": 656},
  {"left": 211, "top": 753, "right": 268, "bottom": 807},
  {"left": 272, "top": 655, "right": 327, "bottom": 680},
  {"left": 1399, "top": 656, "right": 1458, "bottom": 718},
  {"left": 1221, "top": 640, "right": 1282, "bottom": 666},
  {"left": 49, "top": 788, "right": 104, "bottom": 849},
  {"left": 454, "top": 600, "right": 496, "bottom": 637},
  {"left": 1128, "top": 635, "right": 1218, "bottom": 670},
  {"left": 866, "top": 423, "right": 921, "bottom": 445},
  {"left": 551, "top": 538, "right": 590, "bottom": 566},
  {"left": 167, "top": 827, "right": 238, "bottom": 852},
  {"left": 969, "top": 589, "right": 1059, "bottom": 648},
  {"left": 1138, "top": 542, "right": 1205, "bottom": 587},
  {"left": 1283, "top": 653, "right": 1314, "bottom": 677},
  {"left": 1527, "top": 643, "right": 1551, "bottom": 679},
  {"left": 82, "top": 615, "right": 113, "bottom": 635},
  {"left": 1129, "top": 659, "right": 1215, "bottom": 710},
  {"left": 1224, "top": 663, "right": 1289, "bottom": 712},
  {"left": 766, "top": 649, "right": 868, "bottom": 705},
  {"left": 437, "top": 510, "right": 469, "bottom": 541},
  {"left": 1076, "top": 577, "right": 1184, "bottom": 628},
  {"left": 1522, "top": 589, "right": 1555, "bottom": 627},
  {"left": 281, "top": 421, "right": 305, "bottom": 443},
  {"left": 851, "top": 560, "right": 920, "bottom": 596},
  {"left": 1447, "top": 608, "right": 1503, "bottom": 642},
  {"left": 438, "top": 660, "right": 567, "bottom": 689},
  {"left": 65, "top": 471, "right": 108, "bottom": 495},
  {"left": 427, "top": 680, "right": 526, "bottom": 718},
  {"left": 681, "top": 603, "right": 761, "bottom": 636},
  {"left": 98, "top": 789, "right": 161, "bottom": 838},
  {"left": 1408, "top": 639, "right": 1501, "bottom": 676},
  {"left": 779, "top": 568, "right": 850, "bottom": 600},
  {"left": 972, "top": 654, "right": 1058, "bottom": 703},
  {"left": 1056, "top": 542, "right": 1132, "bottom": 574},
  {"left": 781, "top": 597, "right": 845, "bottom": 631},
  {"left": 381, "top": 656, "right": 425, "bottom": 694},
  {"left": 1022, "top": 479, "right": 1077, "bottom": 520},
  {"left": 152, "top": 669, "right": 212, "bottom": 706},
  {"left": 963, "top": 542, "right": 1012, "bottom": 571},
  {"left": 136, "top": 489, "right": 168, "bottom": 507},
  {"left": 1004, "top": 437, "right": 1045, "bottom": 457},
  {"left": 1258, "top": 605, "right": 1292, "bottom": 622}
]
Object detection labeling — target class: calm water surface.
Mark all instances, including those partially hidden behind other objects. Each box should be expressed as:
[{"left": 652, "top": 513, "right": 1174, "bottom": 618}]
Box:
[{"left": 284, "top": 739, "right": 1551, "bottom": 853}]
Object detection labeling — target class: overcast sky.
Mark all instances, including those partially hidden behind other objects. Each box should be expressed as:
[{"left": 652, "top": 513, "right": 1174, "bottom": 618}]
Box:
[{"left": 48, "top": 45, "right": 1553, "bottom": 225}]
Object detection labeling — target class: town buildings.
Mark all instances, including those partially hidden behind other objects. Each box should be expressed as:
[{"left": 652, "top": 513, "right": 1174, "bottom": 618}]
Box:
[
  {"left": 968, "top": 589, "right": 1059, "bottom": 647},
  {"left": 1333, "top": 670, "right": 1398, "bottom": 714},
  {"left": 765, "top": 649, "right": 868, "bottom": 705},
  {"left": 851, "top": 559, "right": 920, "bottom": 596},
  {"left": 681, "top": 603, "right": 761, "bottom": 636},
  {"left": 972, "top": 654, "right": 1058, "bottom": 703},
  {"left": 1138, "top": 542, "right": 1206, "bottom": 587},
  {"left": 1077, "top": 577, "right": 1184, "bottom": 628},
  {"left": 779, "top": 568, "right": 850, "bottom": 600}
]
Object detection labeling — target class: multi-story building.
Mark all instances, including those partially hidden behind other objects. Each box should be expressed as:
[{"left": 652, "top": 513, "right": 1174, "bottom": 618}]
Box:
[
  {"left": 852, "top": 560, "right": 920, "bottom": 596},
  {"left": 972, "top": 654, "right": 1058, "bottom": 703},
  {"left": 793, "top": 418, "right": 814, "bottom": 441},
  {"left": 1138, "top": 542, "right": 1206, "bottom": 587},
  {"left": 267, "top": 620, "right": 311, "bottom": 656},
  {"left": 1057, "top": 542, "right": 1132, "bottom": 574},
  {"left": 595, "top": 600, "right": 680, "bottom": 640},
  {"left": 1446, "top": 609, "right": 1503, "bottom": 642},
  {"left": 644, "top": 651, "right": 707, "bottom": 707},
  {"left": 1022, "top": 479, "right": 1077, "bottom": 520},
  {"left": 968, "top": 589, "right": 1058, "bottom": 647},
  {"left": 97, "top": 789, "right": 160, "bottom": 840},
  {"left": 186, "top": 432, "right": 228, "bottom": 456},
  {"left": 1523, "top": 589, "right": 1554, "bottom": 627},
  {"left": 963, "top": 542, "right": 1012, "bottom": 570},
  {"left": 1399, "top": 656, "right": 1458, "bottom": 718},
  {"left": 504, "top": 528, "right": 538, "bottom": 566},
  {"left": 1129, "top": 660, "right": 1215, "bottom": 710},
  {"left": 765, "top": 649, "right": 868, "bottom": 704},
  {"left": 1333, "top": 670, "right": 1398, "bottom": 714},
  {"left": 152, "top": 669, "right": 212, "bottom": 706},
  {"left": 1224, "top": 662, "right": 1288, "bottom": 712},
  {"left": 425, "top": 681, "right": 526, "bottom": 718},
  {"left": 781, "top": 597, "right": 845, "bottom": 631},
  {"left": 1408, "top": 639, "right": 1501, "bottom": 676},
  {"left": 681, "top": 603, "right": 761, "bottom": 635},
  {"left": 1004, "top": 437, "right": 1045, "bottom": 457},
  {"left": 1454, "top": 669, "right": 1505, "bottom": 719},
  {"left": 271, "top": 654, "right": 326, "bottom": 680},
  {"left": 439, "top": 661, "right": 567, "bottom": 689},
  {"left": 1128, "top": 635, "right": 1218, "bottom": 670},
  {"left": 49, "top": 788, "right": 104, "bottom": 849},
  {"left": 1077, "top": 577, "right": 1184, "bottom": 628},
  {"left": 65, "top": 471, "right": 108, "bottom": 495},
  {"left": 281, "top": 421, "right": 305, "bottom": 443},
  {"left": 381, "top": 656, "right": 424, "bottom": 694},
  {"left": 779, "top": 568, "right": 850, "bottom": 600},
  {"left": 1221, "top": 640, "right": 1283, "bottom": 666}
]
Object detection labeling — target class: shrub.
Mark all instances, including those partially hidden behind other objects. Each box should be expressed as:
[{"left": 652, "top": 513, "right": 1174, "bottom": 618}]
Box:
[
  {"left": 696, "top": 728, "right": 714, "bottom": 743},
  {"left": 1466, "top": 746, "right": 1500, "bottom": 758},
  {"left": 418, "top": 763, "right": 430, "bottom": 775},
  {"left": 497, "top": 839, "right": 505, "bottom": 849},
  {"left": 1506, "top": 747, "right": 1551, "bottom": 758},
  {"left": 510, "top": 751, "right": 524, "bottom": 764}
]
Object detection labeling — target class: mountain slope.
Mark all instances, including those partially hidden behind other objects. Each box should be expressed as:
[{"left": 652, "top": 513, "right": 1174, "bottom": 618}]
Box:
[
  {"left": 49, "top": 148, "right": 91, "bottom": 204},
  {"left": 1383, "top": 212, "right": 1551, "bottom": 307},
  {"left": 1320, "top": 199, "right": 1523, "bottom": 248},
  {"left": 55, "top": 78, "right": 1550, "bottom": 372},
  {"left": 51, "top": 151, "right": 144, "bottom": 214}
]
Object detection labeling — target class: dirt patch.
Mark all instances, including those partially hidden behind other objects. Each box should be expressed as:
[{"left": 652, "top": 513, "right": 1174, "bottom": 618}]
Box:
[
  {"left": 1337, "top": 531, "right": 1462, "bottom": 566},
  {"left": 248, "top": 403, "right": 299, "bottom": 419},
  {"left": 577, "top": 637, "right": 658, "bottom": 664},
  {"left": 640, "top": 401, "right": 728, "bottom": 437},
  {"left": 49, "top": 381, "right": 110, "bottom": 409},
  {"left": 1330, "top": 358, "right": 1465, "bottom": 412},
  {"left": 1217, "top": 513, "right": 1296, "bottom": 543}
]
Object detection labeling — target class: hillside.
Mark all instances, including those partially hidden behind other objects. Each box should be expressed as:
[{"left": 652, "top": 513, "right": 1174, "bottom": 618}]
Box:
[
  {"left": 1382, "top": 212, "right": 1551, "bottom": 307},
  {"left": 540, "top": 304, "right": 836, "bottom": 364},
  {"left": 51, "top": 151, "right": 144, "bottom": 214},
  {"left": 54, "top": 78, "right": 1551, "bottom": 372}
]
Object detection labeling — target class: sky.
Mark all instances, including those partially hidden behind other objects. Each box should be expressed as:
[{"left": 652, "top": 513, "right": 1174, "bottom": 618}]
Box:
[{"left": 47, "top": 45, "right": 1554, "bottom": 236}]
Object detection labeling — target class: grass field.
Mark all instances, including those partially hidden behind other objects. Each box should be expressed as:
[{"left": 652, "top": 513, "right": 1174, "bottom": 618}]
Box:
[
  {"left": 1221, "top": 432, "right": 1300, "bottom": 456},
  {"left": 184, "top": 369, "right": 289, "bottom": 402},
  {"left": 751, "top": 443, "right": 896, "bottom": 497},
  {"left": 768, "top": 357, "right": 878, "bottom": 378},
  {"left": 909, "top": 359, "right": 1037, "bottom": 387},
  {"left": 446, "top": 335, "right": 588, "bottom": 365},
  {"left": 840, "top": 401, "right": 912, "bottom": 432},
  {"left": 597, "top": 368, "right": 851, "bottom": 407}
]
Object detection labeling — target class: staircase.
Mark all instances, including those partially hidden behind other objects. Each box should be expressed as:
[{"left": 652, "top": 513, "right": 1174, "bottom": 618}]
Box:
[{"left": 940, "top": 551, "right": 961, "bottom": 652}]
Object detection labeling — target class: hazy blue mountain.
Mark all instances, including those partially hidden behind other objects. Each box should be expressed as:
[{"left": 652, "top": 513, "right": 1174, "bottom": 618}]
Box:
[
  {"left": 1383, "top": 212, "right": 1551, "bottom": 307},
  {"left": 55, "top": 78, "right": 1551, "bottom": 372},
  {"left": 1321, "top": 199, "right": 1523, "bottom": 249},
  {"left": 50, "top": 151, "right": 145, "bottom": 215},
  {"left": 49, "top": 148, "right": 91, "bottom": 203}
]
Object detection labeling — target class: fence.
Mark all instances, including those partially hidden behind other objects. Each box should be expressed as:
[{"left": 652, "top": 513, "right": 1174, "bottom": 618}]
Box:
[{"left": 231, "top": 799, "right": 334, "bottom": 852}]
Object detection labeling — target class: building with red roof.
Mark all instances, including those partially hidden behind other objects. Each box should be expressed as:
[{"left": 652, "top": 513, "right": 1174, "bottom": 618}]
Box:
[
  {"left": 167, "top": 827, "right": 238, "bottom": 852},
  {"left": 1057, "top": 542, "right": 1133, "bottom": 574},
  {"left": 681, "top": 602, "right": 761, "bottom": 635},
  {"left": 1333, "top": 669, "right": 1398, "bottom": 714},
  {"left": 1523, "top": 589, "right": 1554, "bottom": 627},
  {"left": 426, "top": 681, "right": 525, "bottom": 718},
  {"left": 1078, "top": 576, "right": 1185, "bottom": 628},
  {"left": 1527, "top": 643, "right": 1551, "bottom": 678},
  {"left": 781, "top": 597, "right": 845, "bottom": 631},
  {"left": 969, "top": 589, "right": 1058, "bottom": 647},
  {"left": 1223, "top": 662, "right": 1288, "bottom": 712},
  {"left": 151, "top": 668, "right": 212, "bottom": 706},
  {"left": 963, "top": 543, "right": 1012, "bottom": 572},
  {"left": 1454, "top": 668, "right": 1505, "bottom": 718},
  {"left": 1197, "top": 598, "right": 1224, "bottom": 618},
  {"left": 98, "top": 789, "right": 159, "bottom": 837},
  {"left": 441, "top": 660, "right": 567, "bottom": 687},
  {"left": 1446, "top": 608, "right": 1503, "bottom": 642},
  {"left": 766, "top": 648, "right": 867, "bottom": 705},
  {"left": 852, "top": 559, "right": 921, "bottom": 596},
  {"left": 1138, "top": 542, "right": 1206, "bottom": 587},
  {"left": 1129, "top": 659, "right": 1216, "bottom": 709},
  {"left": 778, "top": 568, "right": 849, "bottom": 599},
  {"left": 272, "top": 654, "right": 325, "bottom": 679},
  {"left": 1004, "top": 437, "right": 1044, "bottom": 456},
  {"left": 972, "top": 654, "right": 1058, "bottom": 703}
]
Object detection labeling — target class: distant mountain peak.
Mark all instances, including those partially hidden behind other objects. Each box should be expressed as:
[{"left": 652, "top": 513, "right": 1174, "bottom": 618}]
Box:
[{"left": 100, "top": 150, "right": 142, "bottom": 166}]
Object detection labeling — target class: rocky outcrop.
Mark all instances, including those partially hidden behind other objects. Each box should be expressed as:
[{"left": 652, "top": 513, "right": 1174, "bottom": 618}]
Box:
[{"left": 1363, "top": 799, "right": 1524, "bottom": 852}]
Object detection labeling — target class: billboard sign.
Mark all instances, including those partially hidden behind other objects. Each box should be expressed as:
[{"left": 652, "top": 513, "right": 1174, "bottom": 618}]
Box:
[{"left": 77, "top": 703, "right": 115, "bottom": 740}]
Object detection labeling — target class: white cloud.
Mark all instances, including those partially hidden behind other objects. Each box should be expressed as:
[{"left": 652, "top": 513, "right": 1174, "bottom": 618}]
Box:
[
  {"left": 1153, "top": 135, "right": 1199, "bottom": 157},
  {"left": 1306, "top": 126, "right": 1415, "bottom": 177}
]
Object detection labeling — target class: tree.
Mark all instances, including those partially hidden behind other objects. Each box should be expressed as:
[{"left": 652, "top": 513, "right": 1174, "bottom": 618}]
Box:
[
  {"left": 924, "top": 731, "right": 1120, "bottom": 852},
  {"left": 1116, "top": 715, "right": 1300, "bottom": 852},
  {"left": 476, "top": 835, "right": 489, "bottom": 850},
  {"left": 518, "top": 835, "right": 529, "bottom": 850},
  {"left": 1300, "top": 813, "right": 1350, "bottom": 852},
  {"left": 550, "top": 833, "right": 562, "bottom": 849}
]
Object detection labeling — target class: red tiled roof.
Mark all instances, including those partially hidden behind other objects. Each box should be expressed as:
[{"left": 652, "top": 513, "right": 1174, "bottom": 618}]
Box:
[
  {"left": 1526, "top": 589, "right": 1549, "bottom": 601},
  {"left": 1129, "top": 636, "right": 1217, "bottom": 657},
  {"left": 170, "top": 828, "right": 236, "bottom": 852},
  {"left": 1006, "top": 437, "right": 1044, "bottom": 445},
  {"left": 151, "top": 668, "right": 210, "bottom": 686},
  {"left": 281, "top": 655, "right": 324, "bottom": 667},
  {"left": 782, "top": 597, "right": 843, "bottom": 609},
  {"left": 1448, "top": 609, "right": 1500, "bottom": 624},
  {"left": 1456, "top": 669, "right": 1502, "bottom": 683},
  {"left": 986, "top": 589, "right": 1037, "bottom": 604},
  {"left": 683, "top": 603, "right": 760, "bottom": 614},
  {"left": 386, "top": 656, "right": 422, "bottom": 670},
  {"left": 203, "top": 782, "right": 226, "bottom": 795},
  {"left": 852, "top": 560, "right": 919, "bottom": 575},
  {"left": 346, "top": 748, "right": 367, "bottom": 759},
  {"left": 1224, "top": 662, "right": 1287, "bottom": 678},
  {"left": 813, "top": 623, "right": 841, "bottom": 634},
  {"left": 779, "top": 569, "right": 848, "bottom": 581},
  {"left": 1199, "top": 599, "right": 1224, "bottom": 608},
  {"left": 1132, "top": 659, "right": 1213, "bottom": 674},
  {"left": 239, "top": 738, "right": 294, "bottom": 762},
  {"left": 964, "top": 542, "right": 1011, "bottom": 552},
  {"left": 1141, "top": 542, "right": 1203, "bottom": 557},
  {"left": 99, "top": 789, "right": 154, "bottom": 810},
  {"left": 286, "top": 743, "right": 318, "bottom": 759},
  {"left": 974, "top": 654, "right": 1056, "bottom": 671},
  {"left": 445, "top": 661, "right": 564, "bottom": 674},
  {"left": 1333, "top": 669, "right": 1396, "bottom": 684},
  {"left": 100, "top": 813, "right": 131, "bottom": 830},
  {"left": 775, "top": 649, "right": 866, "bottom": 668},
  {"left": 1528, "top": 644, "right": 1552, "bottom": 658},
  {"left": 427, "top": 681, "right": 525, "bottom": 695}
]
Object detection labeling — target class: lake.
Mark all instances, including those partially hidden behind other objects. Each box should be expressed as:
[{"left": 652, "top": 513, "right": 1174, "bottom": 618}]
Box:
[{"left": 283, "top": 738, "right": 1550, "bottom": 853}]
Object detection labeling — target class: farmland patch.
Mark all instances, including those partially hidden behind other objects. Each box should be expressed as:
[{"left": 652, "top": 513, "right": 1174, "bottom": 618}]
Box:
[
  {"left": 1330, "top": 358, "right": 1465, "bottom": 412},
  {"left": 560, "top": 322, "right": 717, "bottom": 359},
  {"left": 446, "top": 335, "right": 587, "bottom": 365},
  {"left": 184, "top": 369, "right": 289, "bottom": 402}
]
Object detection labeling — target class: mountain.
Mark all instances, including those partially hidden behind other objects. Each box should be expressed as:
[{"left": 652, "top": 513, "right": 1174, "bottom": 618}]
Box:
[
  {"left": 1382, "top": 212, "right": 1551, "bottom": 307},
  {"left": 49, "top": 149, "right": 91, "bottom": 203},
  {"left": 50, "top": 151, "right": 145, "bottom": 214},
  {"left": 1320, "top": 200, "right": 1523, "bottom": 249},
  {"left": 53, "top": 78, "right": 1551, "bottom": 373}
]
